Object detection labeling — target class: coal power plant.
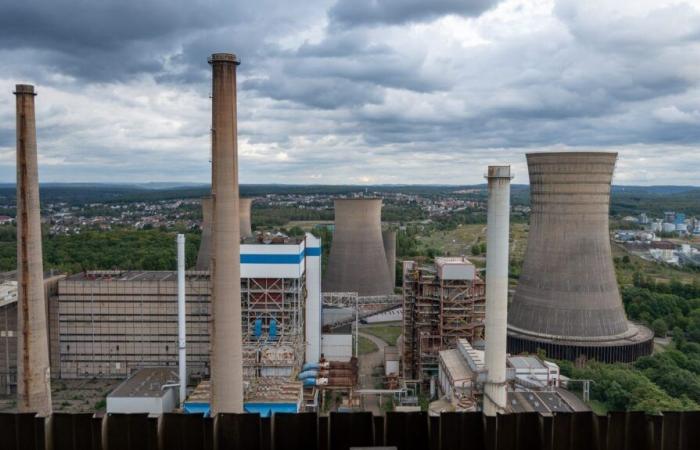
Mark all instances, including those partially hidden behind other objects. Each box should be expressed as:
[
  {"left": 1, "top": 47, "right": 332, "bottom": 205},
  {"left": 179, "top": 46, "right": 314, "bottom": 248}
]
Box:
[
  {"left": 507, "top": 152, "right": 653, "bottom": 363},
  {"left": 323, "top": 199, "right": 393, "bottom": 296}
]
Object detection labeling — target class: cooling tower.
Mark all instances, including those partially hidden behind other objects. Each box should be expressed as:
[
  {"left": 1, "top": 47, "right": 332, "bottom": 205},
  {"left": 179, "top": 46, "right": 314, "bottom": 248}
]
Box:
[
  {"left": 208, "top": 53, "right": 244, "bottom": 413},
  {"left": 239, "top": 197, "right": 253, "bottom": 238},
  {"left": 324, "top": 199, "right": 393, "bottom": 296},
  {"left": 507, "top": 152, "right": 653, "bottom": 362},
  {"left": 14, "top": 84, "right": 52, "bottom": 416},
  {"left": 195, "top": 196, "right": 213, "bottom": 270},
  {"left": 382, "top": 229, "right": 397, "bottom": 288}
]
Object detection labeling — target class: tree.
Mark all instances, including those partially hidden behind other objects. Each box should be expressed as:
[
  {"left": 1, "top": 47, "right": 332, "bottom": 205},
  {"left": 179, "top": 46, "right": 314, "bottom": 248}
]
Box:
[{"left": 652, "top": 318, "right": 668, "bottom": 337}]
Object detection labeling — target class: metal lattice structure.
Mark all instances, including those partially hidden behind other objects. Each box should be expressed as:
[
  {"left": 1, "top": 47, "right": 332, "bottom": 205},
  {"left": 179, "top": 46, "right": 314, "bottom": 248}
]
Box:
[{"left": 402, "top": 261, "right": 485, "bottom": 381}]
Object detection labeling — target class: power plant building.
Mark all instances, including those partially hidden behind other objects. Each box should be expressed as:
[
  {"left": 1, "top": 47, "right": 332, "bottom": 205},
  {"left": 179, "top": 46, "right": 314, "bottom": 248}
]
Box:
[
  {"left": 402, "top": 257, "right": 486, "bottom": 380},
  {"left": 15, "top": 234, "right": 323, "bottom": 381},
  {"left": 323, "top": 199, "right": 393, "bottom": 296},
  {"left": 507, "top": 152, "right": 653, "bottom": 362}
]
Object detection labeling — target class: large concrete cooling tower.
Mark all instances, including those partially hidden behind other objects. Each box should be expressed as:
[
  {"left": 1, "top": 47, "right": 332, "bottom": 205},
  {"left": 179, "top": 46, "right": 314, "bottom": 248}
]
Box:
[
  {"left": 507, "top": 152, "right": 653, "bottom": 363},
  {"left": 324, "top": 199, "right": 393, "bottom": 296},
  {"left": 208, "top": 53, "right": 243, "bottom": 413},
  {"left": 195, "top": 196, "right": 213, "bottom": 270},
  {"left": 239, "top": 197, "right": 253, "bottom": 238},
  {"left": 14, "top": 84, "right": 52, "bottom": 416},
  {"left": 382, "top": 229, "right": 397, "bottom": 288}
]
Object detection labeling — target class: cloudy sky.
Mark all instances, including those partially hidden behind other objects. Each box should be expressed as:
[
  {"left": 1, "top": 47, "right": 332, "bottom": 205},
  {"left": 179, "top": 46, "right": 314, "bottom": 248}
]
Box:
[{"left": 1, "top": 0, "right": 699, "bottom": 185}]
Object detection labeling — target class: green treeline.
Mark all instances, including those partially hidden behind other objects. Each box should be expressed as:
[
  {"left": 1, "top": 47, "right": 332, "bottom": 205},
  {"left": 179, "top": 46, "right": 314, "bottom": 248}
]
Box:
[{"left": 0, "top": 225, "right": 200, "bottom": 273}]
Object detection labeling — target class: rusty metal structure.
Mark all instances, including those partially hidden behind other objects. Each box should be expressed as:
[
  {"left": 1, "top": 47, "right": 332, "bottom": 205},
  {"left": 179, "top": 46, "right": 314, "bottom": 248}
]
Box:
[
  {"left": 507, "top": 152, "right": 653, "bottom": 362},
  {"left": 323, "top": 199, "right": 393, "bottom": 296},
  {"left": 208, "top": 52, "right": 244, "bottom": 413},
  {"left": 402, "top": 258, "right": 485, "bottom": 381},
  {"left": 382, "top": 229, "right": 397, "bottom": 288},
  {"left": 14, "top": 84, "right": 53, "bottom": 416},
  {"left": 239, "top": 197, "right": 253, "bottom": 238}
]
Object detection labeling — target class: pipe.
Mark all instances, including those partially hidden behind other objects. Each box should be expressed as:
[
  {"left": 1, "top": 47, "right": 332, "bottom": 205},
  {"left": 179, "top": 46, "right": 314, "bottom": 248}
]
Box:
[
  {"left": 208, "top": 52, "right": 244, "bottom": 413},
  {"left": 177, "top": 234, "right": 186, "bottom": 407},
  {"left": 14, "top": 84, "right": 52, "bottom": 417},
  {"left": 483, "top": 165, "right": 512, "bottom": 416}
]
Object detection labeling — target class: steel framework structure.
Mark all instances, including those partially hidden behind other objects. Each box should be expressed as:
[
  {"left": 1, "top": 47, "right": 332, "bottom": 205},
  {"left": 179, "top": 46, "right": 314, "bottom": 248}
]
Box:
[{"left": 402, "top": 261, "right": 485, "bottom": 381}]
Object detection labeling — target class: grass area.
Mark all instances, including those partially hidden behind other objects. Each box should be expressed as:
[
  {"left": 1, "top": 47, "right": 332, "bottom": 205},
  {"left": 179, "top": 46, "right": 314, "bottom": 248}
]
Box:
[
  {"left": 358, "top": 335, "right": 378, "bottom": 355},
  {"left": 612, "top": 243, "right": 700, "bottom": 285},
  {"left": 588, "top": 399, "right": 609, "bottom": 415},
  {"left": 416, "top": 222, "right": 529, "bottom": 262},
  {"left": 361, "top": 325, "right": 402, "bottom": 346}
]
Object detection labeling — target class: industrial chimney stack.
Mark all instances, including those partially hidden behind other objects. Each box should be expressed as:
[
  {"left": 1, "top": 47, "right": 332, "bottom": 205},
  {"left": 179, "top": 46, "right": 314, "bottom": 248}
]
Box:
[
  {"left": 14, "top": 84, "right": 52, "bottom": 416},
  {"left": 382, "top": 229, "right": 397, "bottom": 288},
  {"left": 239, "top": 198, "right": 253, "bottom": 238},
  {"left": 195, "top": 196, "right": 212, "bottom": 270},
  {"left": 208, "top": 53, "right": 244, "bottom": 413},
  {"left": 483, "top": 166, "right": 511, "bottom": 416}
]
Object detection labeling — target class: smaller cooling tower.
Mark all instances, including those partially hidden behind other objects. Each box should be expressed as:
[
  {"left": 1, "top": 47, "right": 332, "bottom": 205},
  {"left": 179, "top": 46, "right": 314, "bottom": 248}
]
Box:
[
  {"left": 382, "top": 229, "right": 397, "bottom": 288},
  {"left": 324, "top": 199, "right": 393, "bottom": 296},
  {"left": 195, "top": 196, "right": 213, "bottom": 270},
  {"left": 240, "top": 198, "right": 253, "bottom": 238}
]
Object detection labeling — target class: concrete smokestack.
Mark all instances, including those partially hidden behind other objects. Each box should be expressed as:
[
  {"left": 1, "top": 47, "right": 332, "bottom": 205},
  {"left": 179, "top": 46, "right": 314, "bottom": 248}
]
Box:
[
  {"left": 483, "top": 166, "right": 511, "bottom": 416},
  {"left": 239, "top": 197, "right": 253, "bottom": 238},
  {"left": 324, "top": 199, "right": 393, "bottom": 296},
  {"left": 382, "top": 229, "right": 397, "bottom": 289},
  {"left": 14, "top": 84, "right": 52, "bottom": 416},
  {"left": 195, "top": 196, "right": 212, "bottom": 270},
  {"left": 507, "top": 152, "right": 653, "bottom": 362},
  {"left": 177, "top": 234, "right": 186, "bottom": 407},
  {"left": 208, "top": 53, "right": 243, "bottom": 413}
]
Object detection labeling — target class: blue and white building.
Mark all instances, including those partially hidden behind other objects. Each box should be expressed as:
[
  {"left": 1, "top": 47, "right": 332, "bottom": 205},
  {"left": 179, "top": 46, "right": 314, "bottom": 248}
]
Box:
[{"left": 239, "top": 232, "right": 322, "bottom": 377}]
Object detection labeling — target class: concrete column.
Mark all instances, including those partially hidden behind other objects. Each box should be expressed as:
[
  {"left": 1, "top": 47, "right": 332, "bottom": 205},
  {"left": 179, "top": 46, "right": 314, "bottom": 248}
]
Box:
[
  {"left": 382, "top": 229, "right": 397, "bottom": 289},
  {"left": 195, "top": 196, "right": 212, "bottom": 270},
  {"left": 208, "top": 53, "right": 243, "bottom": 413},
  {"left": 177, "top": 234, "right": 186, "bottom": 407},
  {"left": 304, "top": 233, "right": 322, "bottom": 363},
  {"left": 239, "top": 198, "right": 253, "bottom": 238},
  {"left": 483, "top": 165, "right": 512, "bottom": 416},
  {"left": 14, "top": 84, "right": 52, "bottom": 416}
]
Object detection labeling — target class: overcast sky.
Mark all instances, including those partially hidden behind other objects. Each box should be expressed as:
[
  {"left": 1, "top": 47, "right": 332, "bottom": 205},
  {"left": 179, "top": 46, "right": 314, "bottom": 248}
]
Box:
[{"left": 1, "top": 0, "right": 699, "bottom": 185}]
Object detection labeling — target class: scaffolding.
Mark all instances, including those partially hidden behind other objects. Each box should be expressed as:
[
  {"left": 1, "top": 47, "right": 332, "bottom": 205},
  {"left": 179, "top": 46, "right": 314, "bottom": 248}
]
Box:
[
  {"left": 55, "top": 270, "right": 307, "bottom": 381},
  {"left": 402, "top": 260, "right": 485, "bottom": 381},
  {"left": 241, "top": 276, "right": 305, "bottom": 378}
]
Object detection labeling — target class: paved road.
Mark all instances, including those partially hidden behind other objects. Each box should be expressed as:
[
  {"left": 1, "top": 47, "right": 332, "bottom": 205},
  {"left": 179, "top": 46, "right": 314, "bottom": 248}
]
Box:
[{"left": 358, "top": 331, "right": 389, "bottom": 415}]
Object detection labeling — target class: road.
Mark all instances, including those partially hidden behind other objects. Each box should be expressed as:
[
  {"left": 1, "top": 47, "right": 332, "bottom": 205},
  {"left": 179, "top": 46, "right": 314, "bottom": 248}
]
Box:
[{"left": 358, "top": 331, "right": 389, "bottom": 415}]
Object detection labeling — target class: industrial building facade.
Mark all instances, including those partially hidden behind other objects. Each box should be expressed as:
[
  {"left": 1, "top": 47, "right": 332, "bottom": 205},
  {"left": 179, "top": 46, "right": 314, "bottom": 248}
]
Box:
[
  {"left": 0, "top": 235, "right": 322, "bottom": 385},
  {"left": 402, "top": 257, "right": 485, "bottom": 381}
]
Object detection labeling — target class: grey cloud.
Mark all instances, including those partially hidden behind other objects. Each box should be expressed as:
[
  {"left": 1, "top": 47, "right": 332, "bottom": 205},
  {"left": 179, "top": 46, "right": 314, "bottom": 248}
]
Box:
[{"left": 329, "top": 0, "right": 501, "bottom": 27}]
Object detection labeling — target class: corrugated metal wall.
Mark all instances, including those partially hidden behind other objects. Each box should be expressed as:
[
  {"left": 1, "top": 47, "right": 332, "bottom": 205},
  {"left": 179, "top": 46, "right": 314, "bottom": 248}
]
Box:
[{"left": 0, "top": 410, "right": 698, "bottom": 450}]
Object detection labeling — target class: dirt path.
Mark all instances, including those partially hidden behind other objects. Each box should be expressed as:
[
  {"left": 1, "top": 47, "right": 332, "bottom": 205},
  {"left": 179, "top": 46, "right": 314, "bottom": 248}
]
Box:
[{"left": 358, "top": 331, "right": 389, "bottom": 415}]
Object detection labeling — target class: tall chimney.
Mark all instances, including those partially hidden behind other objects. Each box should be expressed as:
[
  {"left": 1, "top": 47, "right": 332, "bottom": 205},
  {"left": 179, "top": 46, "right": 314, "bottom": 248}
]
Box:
[
  {"left": 14, "top": 84, "right": 52, "bottom": 416},
  {"left": 483, "top": 165, "right": 511, "bottom": 416},
  {"left": 195, "top": 196, "right": 212, "bottom": 270},
  {"left": 208, "top": 53, "right": 243, "bottom": 413},
  {"left": 239, "top": 197, "right": 253, "bottom": 238},
  {"left": 382, "top": 229, "right": 397, "bottom": 288},
  {"left": 177, "top": 234, "right": 187, "bottom": 407}
]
